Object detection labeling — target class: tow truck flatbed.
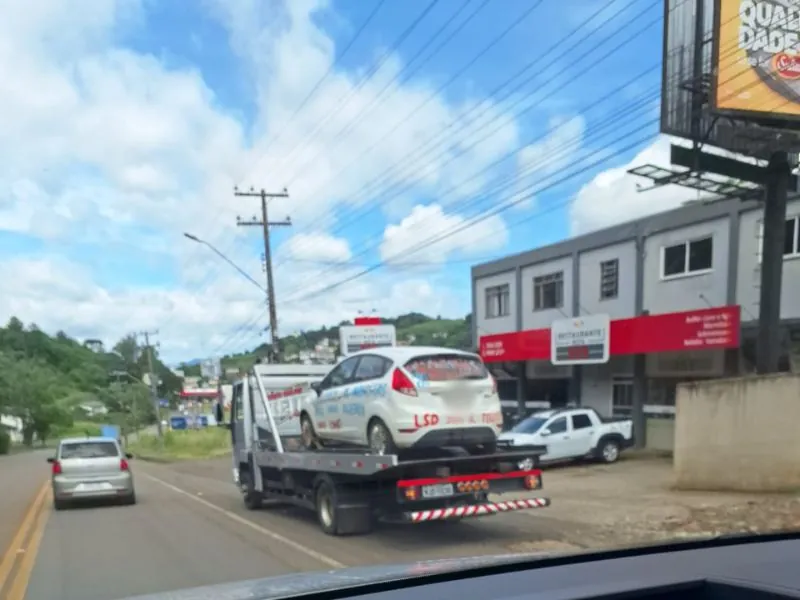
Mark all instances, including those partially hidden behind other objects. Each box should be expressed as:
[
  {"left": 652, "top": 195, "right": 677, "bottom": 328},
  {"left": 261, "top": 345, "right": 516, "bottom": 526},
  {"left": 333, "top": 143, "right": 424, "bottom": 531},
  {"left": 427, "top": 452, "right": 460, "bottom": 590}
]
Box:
[{"left": 224, "top": 366, "right": 551, "bottom": 536}]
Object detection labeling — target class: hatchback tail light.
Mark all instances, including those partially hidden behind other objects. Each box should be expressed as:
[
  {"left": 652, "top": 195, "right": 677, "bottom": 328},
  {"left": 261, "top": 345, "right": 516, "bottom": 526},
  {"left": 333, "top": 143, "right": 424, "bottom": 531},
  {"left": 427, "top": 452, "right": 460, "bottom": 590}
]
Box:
[
  {"left": 120, "top": 458, "right": 130, "bottom": 471},
  {"left": 391, "top": 368, "right": 418, "bottom": 397},
  {"left": 51, "top": 460, "right": 62, "bottom": 475}
]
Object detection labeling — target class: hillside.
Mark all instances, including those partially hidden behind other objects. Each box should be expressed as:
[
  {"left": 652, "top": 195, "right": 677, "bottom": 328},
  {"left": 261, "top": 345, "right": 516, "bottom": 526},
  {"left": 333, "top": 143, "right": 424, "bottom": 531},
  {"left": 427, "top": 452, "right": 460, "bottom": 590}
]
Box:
[
  {"left": 185, "top": 313, "right": 472, "bottom": 376},
  {"left": 0, "top": 317, "right": 180, "bottom": 448}
]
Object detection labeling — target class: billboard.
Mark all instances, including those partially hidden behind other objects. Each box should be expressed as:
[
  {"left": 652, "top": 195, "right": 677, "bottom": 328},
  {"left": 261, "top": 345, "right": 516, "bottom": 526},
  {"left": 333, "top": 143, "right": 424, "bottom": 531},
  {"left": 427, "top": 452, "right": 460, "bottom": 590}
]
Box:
[
  {"left": 550, "top": 315, "right": 611, "bottom": 366},
  {"left": 661, "top": 0, "right": 800, "bottom": 157},
  {"left": 339, "top": 324, "right": 397, "bottom": 356},
  {"left": 712, "top": 0, "right": 800, "bottom": 121}
]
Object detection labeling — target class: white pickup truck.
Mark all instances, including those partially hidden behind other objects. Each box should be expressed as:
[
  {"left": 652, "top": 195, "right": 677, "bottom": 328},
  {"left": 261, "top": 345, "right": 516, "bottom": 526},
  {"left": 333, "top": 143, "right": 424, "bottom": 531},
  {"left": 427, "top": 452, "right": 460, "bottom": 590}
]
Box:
[{"left": 497, "top": 407, "right": 634, "bottom": 464}]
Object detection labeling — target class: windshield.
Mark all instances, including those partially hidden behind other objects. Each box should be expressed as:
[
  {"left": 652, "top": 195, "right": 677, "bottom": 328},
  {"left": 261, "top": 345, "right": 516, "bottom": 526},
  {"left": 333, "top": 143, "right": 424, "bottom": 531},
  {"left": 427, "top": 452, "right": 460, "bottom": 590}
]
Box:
[
  {"left": 510, "top": 416, "right": 549, "bottom": 435},
  {"left": 405, "top": 355, "right": 489, "bottom": 381},
  {"left": 0, "top": 1, "right": 795, "bottom": 599},
  {"left": 60, "top": 441, "right": 119, "bottom": 459}
]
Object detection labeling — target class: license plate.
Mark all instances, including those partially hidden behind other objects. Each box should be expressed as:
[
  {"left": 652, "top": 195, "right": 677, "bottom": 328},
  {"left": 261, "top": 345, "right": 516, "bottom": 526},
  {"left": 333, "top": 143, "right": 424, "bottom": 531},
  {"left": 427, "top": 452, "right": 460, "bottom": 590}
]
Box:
[
  {"left": 421, "top": 483, "right": 454, "bottom": 499},
  {"left": 76, "top": 483, "right": 111, "bottom": 492}
]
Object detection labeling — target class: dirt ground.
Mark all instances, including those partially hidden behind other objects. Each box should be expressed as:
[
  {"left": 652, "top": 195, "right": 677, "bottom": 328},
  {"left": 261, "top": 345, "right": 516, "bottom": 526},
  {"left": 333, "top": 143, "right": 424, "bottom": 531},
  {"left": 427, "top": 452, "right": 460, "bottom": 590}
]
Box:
[{"left": 508, "top": 454, "right": 800, "bottom": 550}]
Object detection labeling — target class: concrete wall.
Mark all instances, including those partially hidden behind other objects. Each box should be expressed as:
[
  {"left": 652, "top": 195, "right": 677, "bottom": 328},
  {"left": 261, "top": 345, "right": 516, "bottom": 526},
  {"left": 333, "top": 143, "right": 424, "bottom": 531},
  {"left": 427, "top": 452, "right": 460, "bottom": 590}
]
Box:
[{"left": 673, "top": 374, "right": 800, "bottom": 492}]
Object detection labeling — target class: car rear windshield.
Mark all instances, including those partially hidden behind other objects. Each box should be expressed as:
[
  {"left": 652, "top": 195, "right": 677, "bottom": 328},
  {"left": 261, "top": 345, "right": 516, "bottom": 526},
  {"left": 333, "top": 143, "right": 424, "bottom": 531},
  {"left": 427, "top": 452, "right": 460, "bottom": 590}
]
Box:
[
  {"left": 60, "top": 441, "right": 119, "bottom": 459},
  {"left": 404, "top": 354, "right": 488, "bottom": 382}
]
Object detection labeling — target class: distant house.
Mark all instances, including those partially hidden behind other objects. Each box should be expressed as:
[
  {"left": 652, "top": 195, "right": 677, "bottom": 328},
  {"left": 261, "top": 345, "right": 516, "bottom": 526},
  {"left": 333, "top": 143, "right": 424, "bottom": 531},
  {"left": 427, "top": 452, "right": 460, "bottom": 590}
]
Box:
[{"left": 1, "top": 414, "right": 23, "bottom": 443}]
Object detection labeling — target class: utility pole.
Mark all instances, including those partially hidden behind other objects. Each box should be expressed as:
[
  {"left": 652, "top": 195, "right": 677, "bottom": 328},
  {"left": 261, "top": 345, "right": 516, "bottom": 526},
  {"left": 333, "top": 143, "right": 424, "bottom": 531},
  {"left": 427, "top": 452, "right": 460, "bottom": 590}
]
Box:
[
  {"left": 234, "top": 186, "right": 291, "bottom": 362},
  {"left": 139, "top": 330, "right": 164, "bottom": 444}
]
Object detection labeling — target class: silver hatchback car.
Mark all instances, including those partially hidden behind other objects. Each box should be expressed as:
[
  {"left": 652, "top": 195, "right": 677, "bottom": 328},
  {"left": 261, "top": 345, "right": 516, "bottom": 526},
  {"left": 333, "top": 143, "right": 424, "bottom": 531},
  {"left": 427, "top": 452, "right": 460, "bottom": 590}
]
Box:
[{"left": 48, "top": 437, "right": 137, "bottom": 510}]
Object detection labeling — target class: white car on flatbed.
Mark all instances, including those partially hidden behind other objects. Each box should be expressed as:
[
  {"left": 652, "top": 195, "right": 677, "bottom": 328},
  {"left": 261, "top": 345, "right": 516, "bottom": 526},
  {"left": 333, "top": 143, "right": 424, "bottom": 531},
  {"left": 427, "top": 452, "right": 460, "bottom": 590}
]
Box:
[
  {"left": 299, "top": 346, "right": 503, "bottom": 455},
  {"left": 498, "top": 407, "right": 634, "bottom": 464}
]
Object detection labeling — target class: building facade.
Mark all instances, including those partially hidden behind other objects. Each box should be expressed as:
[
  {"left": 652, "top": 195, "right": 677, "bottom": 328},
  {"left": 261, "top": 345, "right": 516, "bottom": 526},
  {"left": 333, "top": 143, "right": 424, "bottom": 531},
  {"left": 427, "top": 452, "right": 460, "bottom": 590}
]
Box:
[{"left": 472, "top": 196, "right": 800, "bottom": 425}]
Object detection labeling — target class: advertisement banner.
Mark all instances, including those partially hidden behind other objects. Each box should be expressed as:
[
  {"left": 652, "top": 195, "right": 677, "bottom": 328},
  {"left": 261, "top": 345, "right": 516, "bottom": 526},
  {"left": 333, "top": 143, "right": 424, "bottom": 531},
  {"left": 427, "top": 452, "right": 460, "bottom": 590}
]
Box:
[
  {"left": 479, "top": 306, "right": 741, "bottom": 363},
  {"left": 713, "top": 0, "right": 800, "bottom": 120}
]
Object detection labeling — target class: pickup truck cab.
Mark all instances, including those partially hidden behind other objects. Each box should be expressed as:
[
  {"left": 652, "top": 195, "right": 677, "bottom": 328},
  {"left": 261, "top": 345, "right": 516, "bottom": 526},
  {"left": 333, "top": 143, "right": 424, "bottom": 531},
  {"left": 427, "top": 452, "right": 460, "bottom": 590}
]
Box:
[{"left": 498, "top": 408, "right": 633, "bottom": 464}]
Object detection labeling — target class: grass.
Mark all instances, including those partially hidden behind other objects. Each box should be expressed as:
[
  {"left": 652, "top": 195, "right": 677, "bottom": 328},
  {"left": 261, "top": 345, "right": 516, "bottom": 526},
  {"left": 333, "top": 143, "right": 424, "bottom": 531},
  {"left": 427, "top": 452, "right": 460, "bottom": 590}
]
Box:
[{"left": 127, "top": 427, "right": 232, "bottom": 462}]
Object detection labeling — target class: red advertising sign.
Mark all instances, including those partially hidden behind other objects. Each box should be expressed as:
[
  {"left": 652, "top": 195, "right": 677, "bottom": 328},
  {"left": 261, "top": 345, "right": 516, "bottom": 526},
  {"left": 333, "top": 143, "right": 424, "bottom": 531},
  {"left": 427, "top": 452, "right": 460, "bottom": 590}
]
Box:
[{"left": 479, "top": 306, "right": 740, "bottom": 363}]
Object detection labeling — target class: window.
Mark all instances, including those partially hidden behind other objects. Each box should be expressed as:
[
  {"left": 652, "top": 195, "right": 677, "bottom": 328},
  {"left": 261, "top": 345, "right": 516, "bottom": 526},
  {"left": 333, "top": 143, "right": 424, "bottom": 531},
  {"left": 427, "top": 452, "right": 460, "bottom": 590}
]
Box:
[
  {"left": 599, "top": 259, "right": 619, "bottom": 300},
  {"left": 547, "top": 416, "right": 568, "bottom": 434},
  {"left": 485, "top": 284, "right": 510, "bottom": 318},
  {"left": 533, "top": 271, "right": 564, "bottom": 310},
  {"left": 405, "top": 354, "right": 488, "bottom": 381},
  {"left": 571, "top": 414, "right": 592, "bottom": 429},
  {"left": 322, "top": 357, "right": 359, "bottom": 389},
  {"left": 784, "top": 216, "right": 800, "bottom": 257},
  {"left": 60, "top": 441, "right": 119, "bottom": 459},
  {"left": 233, "top": 382, "right": 244, "bottom": 422},
  {"left": 352, "top": 355, "right": 390, "bottom": 381},
  {"left": 661, "top": 237, "right": 713, "bottom": 278},
  {"left": 611, "top": 377, "right": 633, "bottom": 416}
]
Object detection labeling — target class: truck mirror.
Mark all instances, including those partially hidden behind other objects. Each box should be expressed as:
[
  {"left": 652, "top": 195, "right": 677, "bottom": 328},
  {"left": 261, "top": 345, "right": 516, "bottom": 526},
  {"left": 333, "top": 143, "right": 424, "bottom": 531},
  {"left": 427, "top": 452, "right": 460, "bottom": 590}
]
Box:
[
  {"left": 214, "top": 402, "right": 224, "bottom": 423},
  {"left": 540, "top": 428, "right": 551, "bottom": 437}
]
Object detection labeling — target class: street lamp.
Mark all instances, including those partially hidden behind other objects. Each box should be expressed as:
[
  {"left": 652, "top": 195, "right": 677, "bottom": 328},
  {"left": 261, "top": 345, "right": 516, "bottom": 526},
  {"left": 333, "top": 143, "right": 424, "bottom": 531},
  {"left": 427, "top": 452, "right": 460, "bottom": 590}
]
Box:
[{"left": 183, "top": 232, "right": 267, "bottom": 294}]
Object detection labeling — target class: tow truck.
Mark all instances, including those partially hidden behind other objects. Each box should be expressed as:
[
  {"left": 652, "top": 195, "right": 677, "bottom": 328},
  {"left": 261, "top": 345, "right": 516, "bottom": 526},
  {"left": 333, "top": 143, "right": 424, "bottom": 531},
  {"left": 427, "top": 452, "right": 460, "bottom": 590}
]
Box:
[{"left": 221, "top": 363, "right": 551, "bottom": 536}]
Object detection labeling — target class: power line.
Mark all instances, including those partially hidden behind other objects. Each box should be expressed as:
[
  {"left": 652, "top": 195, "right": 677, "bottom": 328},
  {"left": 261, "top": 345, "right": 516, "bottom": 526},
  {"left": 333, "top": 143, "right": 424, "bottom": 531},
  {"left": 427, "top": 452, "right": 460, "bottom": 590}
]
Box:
[
  {"left": 274, "top": 0, "right": 655, "bottom": 268},
  {"left": 234, "top": 0, "right": 390, "bottom": 187}
]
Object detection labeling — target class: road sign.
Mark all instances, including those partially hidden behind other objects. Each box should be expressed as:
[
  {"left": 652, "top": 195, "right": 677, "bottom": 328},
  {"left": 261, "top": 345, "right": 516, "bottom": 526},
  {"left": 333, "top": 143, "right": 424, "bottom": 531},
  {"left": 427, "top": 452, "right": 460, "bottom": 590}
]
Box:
[{"left": 551, "top": 315, "right": 610, "bottom": 366}]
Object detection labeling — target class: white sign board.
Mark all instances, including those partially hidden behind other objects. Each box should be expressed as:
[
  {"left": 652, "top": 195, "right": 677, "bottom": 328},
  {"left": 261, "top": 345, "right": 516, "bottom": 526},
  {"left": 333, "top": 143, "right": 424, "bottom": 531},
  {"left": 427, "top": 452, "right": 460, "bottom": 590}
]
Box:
[
  {"left": 551, "top": 314, "right": 610, "bottom": 366},
  {"left": 200, "top": 357, "right": 221, "bottom": 380},
  {"left": 339, "top": 324, "right": 397, "bottom": 356}
]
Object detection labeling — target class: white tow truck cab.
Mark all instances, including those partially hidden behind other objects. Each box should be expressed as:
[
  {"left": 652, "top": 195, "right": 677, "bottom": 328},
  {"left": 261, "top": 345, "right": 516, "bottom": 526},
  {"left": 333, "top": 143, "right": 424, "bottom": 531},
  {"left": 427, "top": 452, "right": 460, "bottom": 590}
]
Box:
[
  {"left": 220, "top": 363, "right": 552, "bottom": 536},
  {"left": 498, "top": 407, "right": 634, "bottom": 464}
]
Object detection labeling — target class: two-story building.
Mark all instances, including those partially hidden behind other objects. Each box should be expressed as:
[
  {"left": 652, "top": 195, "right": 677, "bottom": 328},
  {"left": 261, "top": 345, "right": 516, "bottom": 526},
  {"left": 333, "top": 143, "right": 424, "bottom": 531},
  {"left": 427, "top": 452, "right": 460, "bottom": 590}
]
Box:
[{"left": 472, "top": 196, "right": 800, "bottom": 424}]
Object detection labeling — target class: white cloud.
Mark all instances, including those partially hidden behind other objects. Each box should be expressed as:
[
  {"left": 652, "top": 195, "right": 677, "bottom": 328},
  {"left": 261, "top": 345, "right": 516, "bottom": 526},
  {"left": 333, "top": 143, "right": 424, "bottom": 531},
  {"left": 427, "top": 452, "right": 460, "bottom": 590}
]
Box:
[
  {"left": 569, "top": 136, "right": 702, "bottom": 235},
  {"left": 379, "top": 204, "right": 508, "bottom": 266},
  {"left": 0, "top": 0, "right": 519, "bottom": 361}
]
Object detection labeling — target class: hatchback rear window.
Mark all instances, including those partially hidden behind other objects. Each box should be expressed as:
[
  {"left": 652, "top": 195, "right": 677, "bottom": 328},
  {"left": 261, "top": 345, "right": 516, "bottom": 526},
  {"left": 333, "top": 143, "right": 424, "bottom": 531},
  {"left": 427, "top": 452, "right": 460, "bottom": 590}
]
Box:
[
  {"left": 60, "top": 441, "right": 119, "bottom": 459},
  {"left": 404, "top": 354, "right": 488, "bottom": 382}
]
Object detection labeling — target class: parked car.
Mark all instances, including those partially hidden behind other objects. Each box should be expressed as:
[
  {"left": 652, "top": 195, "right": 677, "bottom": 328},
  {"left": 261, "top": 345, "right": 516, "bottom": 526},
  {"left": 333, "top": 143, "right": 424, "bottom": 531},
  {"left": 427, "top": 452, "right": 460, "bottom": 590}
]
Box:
[
  {"left": 48, "top": 437, "right": 136, "bottom": 510},
  {"left": 299, "top": 346, "right": 503, "bottom": 455},
  {"left": 498, "top": 407, "right": 634, "bottom": 464}
]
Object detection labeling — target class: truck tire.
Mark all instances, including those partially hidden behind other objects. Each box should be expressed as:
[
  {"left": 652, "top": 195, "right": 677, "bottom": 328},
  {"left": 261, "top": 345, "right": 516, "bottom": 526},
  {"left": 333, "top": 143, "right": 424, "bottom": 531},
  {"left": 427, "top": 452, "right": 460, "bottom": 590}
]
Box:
[
  {"left": 597, "top": 438, "right": 621, "bottom": 463},
  {"left": 241, "top": 465, "right": 263, "bottom": 510},
  {"left": 314, "top": 474, "right": 372, "bottom": 536}
]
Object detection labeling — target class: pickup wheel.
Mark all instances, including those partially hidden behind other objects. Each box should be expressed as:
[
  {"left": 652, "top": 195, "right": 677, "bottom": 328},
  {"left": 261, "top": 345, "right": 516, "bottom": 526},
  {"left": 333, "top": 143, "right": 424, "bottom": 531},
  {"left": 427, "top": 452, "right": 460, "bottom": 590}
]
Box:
[{"left": 597, "top": 438, "right": 620, "bottom": 463}]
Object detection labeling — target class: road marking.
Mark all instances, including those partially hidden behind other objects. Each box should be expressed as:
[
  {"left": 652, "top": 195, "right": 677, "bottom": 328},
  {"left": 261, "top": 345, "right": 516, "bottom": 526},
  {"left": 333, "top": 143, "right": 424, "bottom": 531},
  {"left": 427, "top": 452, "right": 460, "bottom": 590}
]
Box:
[
  {"left": 0, "top": 481, "right": 48, "bottom": 594},
  {"left": 5, "top": 489, "right": 50, "bottom": 600},
  {"left": 142, "top": 473, "right": 345, "bottom": 569}
]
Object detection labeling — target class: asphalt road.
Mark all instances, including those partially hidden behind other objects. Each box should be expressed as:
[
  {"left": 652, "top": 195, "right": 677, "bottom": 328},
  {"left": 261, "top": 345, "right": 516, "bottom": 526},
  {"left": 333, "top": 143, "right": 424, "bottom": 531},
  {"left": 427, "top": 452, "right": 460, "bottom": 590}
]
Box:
[{"left": 0, "top": 452, "right": 574, "bottom": 600}]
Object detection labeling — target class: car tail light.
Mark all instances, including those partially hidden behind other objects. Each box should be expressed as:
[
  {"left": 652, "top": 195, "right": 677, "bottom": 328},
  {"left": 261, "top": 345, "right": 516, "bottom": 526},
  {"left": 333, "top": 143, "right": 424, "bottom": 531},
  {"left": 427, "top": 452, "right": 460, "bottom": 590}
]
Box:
[
  {"left": 120, "top": 458, "right": 130, "bottom": 471},
  {"left": 391, "top": 368, "right": 418, "bottom": 397},
  {"left": 51, "top": 460, "right": 62, "bottom": 475}
]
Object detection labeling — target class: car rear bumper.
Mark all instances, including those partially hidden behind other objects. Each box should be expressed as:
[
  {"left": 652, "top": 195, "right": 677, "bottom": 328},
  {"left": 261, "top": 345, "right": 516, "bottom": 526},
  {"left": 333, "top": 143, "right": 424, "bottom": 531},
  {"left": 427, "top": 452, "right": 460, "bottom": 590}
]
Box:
[
  {"left": 53, "top": 472, "right": 134, "bottom": 500},
  {"left": 402, "top": 426, "right": 497, "bottom": 449}
]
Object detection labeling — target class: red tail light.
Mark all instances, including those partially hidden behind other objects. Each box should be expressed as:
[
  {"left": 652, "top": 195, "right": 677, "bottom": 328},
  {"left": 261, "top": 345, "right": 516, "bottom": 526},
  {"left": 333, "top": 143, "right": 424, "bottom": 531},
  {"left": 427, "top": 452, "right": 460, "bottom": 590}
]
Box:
[
  {"left": 52, "top": 460, "right": 62, "bottom": 475},
  {"left": 120, "top": 458, "right": 129, "bottom": 471},
  {"left": 391, "top": 368, "right": 418, "bottom": 397}
]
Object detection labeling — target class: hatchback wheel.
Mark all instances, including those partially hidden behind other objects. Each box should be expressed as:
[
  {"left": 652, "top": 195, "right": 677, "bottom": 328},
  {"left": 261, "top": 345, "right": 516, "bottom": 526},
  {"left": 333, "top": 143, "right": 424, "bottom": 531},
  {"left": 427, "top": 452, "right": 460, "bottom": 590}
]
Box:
[
  {"left": 301, "top": 414, "right": 320, "bottom": 450},
  {"left": 367, "top": 420, "right": 398, "bottom": 456}
]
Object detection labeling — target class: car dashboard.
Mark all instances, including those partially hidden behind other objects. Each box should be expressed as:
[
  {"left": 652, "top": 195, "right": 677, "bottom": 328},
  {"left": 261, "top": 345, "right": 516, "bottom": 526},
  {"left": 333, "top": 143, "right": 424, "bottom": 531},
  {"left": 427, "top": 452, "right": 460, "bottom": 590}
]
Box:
[{"left": 318, "top": 535, "right": 800, "bottom": 600}]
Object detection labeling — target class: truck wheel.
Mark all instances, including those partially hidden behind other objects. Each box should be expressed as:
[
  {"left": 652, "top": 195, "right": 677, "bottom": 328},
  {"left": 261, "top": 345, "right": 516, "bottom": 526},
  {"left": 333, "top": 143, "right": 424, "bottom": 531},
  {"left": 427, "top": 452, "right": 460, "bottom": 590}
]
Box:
[
  {"left": 315, "top": 479, "right": 338, "bottom": 535},
  {"left": 367, "top": 419, "right": 398, "bottom": 456},
  {"left": 598, "top": 439, "right": 620, "bottom": 463},
  {"left": 241, "top": 469, "right": 263, "bottom": 510}
]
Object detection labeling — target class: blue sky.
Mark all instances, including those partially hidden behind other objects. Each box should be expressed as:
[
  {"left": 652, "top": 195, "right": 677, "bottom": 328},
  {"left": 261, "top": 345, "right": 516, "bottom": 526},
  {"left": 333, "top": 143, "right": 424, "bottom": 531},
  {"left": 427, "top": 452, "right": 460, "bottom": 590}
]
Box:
[{"left": 0, "top": 0, "right": 683, "bottom": 362}]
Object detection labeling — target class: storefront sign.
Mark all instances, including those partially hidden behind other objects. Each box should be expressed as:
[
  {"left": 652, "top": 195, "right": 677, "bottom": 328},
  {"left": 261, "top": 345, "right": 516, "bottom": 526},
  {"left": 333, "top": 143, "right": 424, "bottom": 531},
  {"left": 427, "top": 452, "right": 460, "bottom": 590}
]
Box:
[
  {"left": 339, "top": 324, "right": 397, "bottom": 356},
  {"left": 551, "top": 314, "right": 610, "bottom": 365},
  {"left": 479, "top": 306, "right": 740, "bottom": 363}
]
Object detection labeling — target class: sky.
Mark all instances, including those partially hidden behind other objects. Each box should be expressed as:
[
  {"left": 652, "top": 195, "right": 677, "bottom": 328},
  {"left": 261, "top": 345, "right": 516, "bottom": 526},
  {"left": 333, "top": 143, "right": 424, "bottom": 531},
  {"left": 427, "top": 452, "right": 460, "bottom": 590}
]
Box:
[{"left": 0, "top": 0, "right": 703, "bottom": 364}]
